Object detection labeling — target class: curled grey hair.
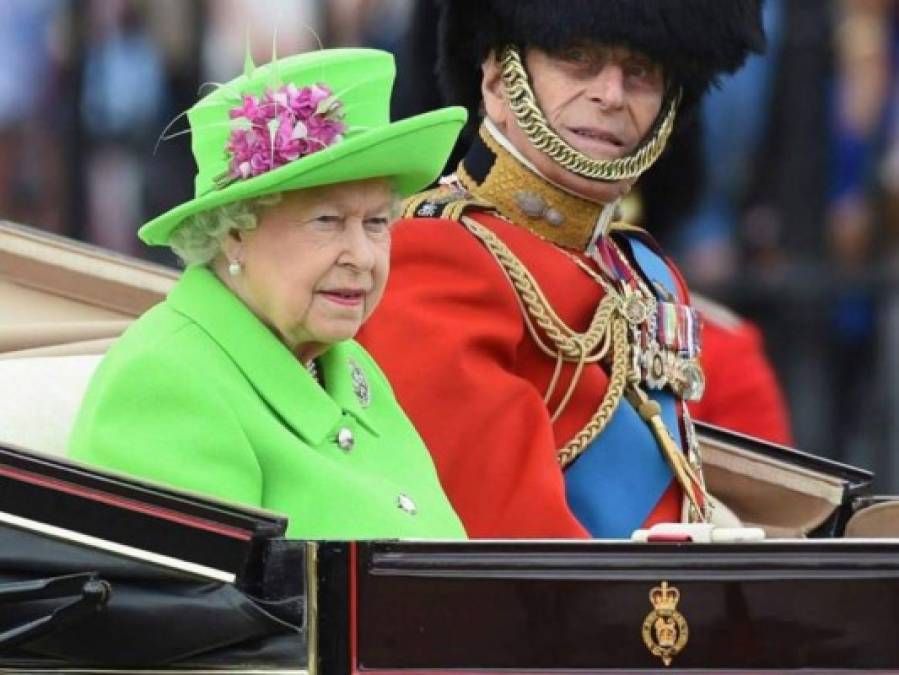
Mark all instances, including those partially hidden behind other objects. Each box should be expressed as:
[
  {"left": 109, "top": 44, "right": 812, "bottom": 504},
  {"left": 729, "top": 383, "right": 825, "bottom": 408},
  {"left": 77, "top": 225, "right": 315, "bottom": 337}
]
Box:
[{"left": 169, "top": 194, "right": 283, "bottom": 265}]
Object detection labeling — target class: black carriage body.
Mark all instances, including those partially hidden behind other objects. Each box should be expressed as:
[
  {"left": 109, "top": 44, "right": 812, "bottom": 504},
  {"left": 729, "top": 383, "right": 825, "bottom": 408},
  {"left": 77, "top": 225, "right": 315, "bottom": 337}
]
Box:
[
  {"left": 4, "top": 536, "right": 899, "bottom": 674},
  {"left": 2, "top": 444, "right": 899, "bottom": 673},
  {"left": 342, "top": 540, "right": 899, "bottom": 673}
]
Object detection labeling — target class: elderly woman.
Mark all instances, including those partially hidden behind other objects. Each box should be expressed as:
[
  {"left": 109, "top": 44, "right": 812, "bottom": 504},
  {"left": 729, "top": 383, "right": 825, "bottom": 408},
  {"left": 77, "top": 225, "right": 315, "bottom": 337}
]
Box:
[{"left": 68, "top": 49, "right": 467, "bottom": 539}]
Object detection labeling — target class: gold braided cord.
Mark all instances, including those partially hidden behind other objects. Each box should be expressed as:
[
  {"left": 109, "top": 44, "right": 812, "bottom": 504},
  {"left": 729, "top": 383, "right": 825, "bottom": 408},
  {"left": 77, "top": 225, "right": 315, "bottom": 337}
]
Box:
[
  {"left": 459, "top": 213, "right": 711, "bottom": 499},
  {"left": 561, "top": 249, "right": 619, "bottom": 297},
  {"left": 543, "top": 352, "right": 565, "bottom": 404},
  {"left": 461, "top": 217, "right": 615, "bottom": 361},
  {"left": 557, "top": 315, "right": 630, "bottom": 467},
  {"left": 550, "top": 344, "right": 586, "bottom": 423},
  {"left": 459, "top": 216, "right": 630, "bottom": 468},
  {"left": 500, "top": 46, "right": 681, "bottom": 182}
]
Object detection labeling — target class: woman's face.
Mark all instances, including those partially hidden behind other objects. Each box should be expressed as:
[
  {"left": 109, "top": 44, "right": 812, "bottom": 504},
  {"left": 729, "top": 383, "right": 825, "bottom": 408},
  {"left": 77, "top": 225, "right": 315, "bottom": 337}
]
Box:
[{"left": 221, "top": 179, "right": 394, "bottom": 362}]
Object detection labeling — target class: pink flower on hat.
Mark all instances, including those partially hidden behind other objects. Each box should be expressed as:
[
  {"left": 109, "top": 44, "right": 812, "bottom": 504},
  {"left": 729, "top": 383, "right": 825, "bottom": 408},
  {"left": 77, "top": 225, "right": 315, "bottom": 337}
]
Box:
[{"left": 218, "top": 83, "right": 346, "bottom": 186}]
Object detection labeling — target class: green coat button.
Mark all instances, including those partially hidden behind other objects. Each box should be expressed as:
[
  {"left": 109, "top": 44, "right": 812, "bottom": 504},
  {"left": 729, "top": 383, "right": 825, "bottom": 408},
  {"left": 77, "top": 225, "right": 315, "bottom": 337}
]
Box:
[
  {"left": 337, "top": 427, "right": 354, "bottom": 451},
  {"left": 397, "top": 494, "right": 417, "bottom": 515}
]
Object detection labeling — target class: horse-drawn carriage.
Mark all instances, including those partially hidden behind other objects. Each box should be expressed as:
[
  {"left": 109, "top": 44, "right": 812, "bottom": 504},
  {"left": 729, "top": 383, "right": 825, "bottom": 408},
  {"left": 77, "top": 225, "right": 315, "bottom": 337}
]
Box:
[{"left": 2, "top": 221, "right": 898, "bottom": 673}]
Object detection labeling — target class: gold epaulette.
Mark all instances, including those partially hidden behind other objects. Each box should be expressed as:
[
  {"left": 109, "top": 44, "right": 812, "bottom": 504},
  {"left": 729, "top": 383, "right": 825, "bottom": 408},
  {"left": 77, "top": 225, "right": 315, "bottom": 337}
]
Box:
[{"left": 401, "top": 188, "right": 496, "bottom": 223}]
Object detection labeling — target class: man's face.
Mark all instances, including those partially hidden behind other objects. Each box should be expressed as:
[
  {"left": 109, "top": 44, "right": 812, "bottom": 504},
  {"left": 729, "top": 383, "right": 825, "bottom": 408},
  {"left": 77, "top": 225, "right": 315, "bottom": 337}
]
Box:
[{"left": 482, "top": 43, "right": 666, "bottom": 203}]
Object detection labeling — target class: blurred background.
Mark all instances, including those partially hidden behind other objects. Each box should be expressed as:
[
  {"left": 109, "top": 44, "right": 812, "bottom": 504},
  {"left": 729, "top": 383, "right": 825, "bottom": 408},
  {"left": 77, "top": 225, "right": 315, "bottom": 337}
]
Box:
[{"left": 2, "top": 0, "right": 899, "bottom": 491}]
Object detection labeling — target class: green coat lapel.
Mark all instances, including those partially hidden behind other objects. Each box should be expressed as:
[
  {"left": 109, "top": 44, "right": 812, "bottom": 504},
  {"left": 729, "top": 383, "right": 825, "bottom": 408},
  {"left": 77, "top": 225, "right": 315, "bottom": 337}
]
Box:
[
  {"left": 318, "top": 343, "right": 379, "bottom": 436},
  {"left": 166, "top": 265, "right": 363, "bottom": 445}
]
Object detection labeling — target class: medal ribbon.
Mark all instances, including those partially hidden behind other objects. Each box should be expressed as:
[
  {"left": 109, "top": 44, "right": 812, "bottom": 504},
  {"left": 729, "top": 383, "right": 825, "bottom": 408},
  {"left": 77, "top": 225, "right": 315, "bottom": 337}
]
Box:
[
  {"left": 603, "top": 239, "right": 702, "bottom": 359},
  {"left": 565, "top": 236, "right": 691, "bottom": 537},
  {"left": 656, "top": 302, "right": 700, "bottom": 357}
]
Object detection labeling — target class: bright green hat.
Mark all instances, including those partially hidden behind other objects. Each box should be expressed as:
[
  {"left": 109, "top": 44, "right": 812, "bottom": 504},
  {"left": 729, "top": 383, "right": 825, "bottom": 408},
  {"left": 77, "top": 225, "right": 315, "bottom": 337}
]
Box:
[{"left": 139, "top": 48, "right": 466, "bottom": 245}]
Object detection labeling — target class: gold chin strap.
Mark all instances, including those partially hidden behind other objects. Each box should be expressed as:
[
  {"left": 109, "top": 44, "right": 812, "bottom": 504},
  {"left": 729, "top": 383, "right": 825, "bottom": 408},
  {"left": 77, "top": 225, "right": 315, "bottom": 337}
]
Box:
[{"left": 499, "top": 45, "right": 681, "bottom": 182}]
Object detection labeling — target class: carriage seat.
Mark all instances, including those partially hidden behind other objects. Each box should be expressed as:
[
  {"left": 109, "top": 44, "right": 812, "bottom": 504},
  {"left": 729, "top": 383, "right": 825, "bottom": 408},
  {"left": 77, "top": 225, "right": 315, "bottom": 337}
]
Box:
[{"left": 0, "top": 354, "right": 102, "bottom": 458}]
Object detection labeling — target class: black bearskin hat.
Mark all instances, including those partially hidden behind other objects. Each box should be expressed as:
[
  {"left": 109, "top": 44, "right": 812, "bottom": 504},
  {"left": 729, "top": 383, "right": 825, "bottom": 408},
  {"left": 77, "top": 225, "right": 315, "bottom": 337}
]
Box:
[{"left": 437, "top": 0, "right": 766, "bottom": 136}]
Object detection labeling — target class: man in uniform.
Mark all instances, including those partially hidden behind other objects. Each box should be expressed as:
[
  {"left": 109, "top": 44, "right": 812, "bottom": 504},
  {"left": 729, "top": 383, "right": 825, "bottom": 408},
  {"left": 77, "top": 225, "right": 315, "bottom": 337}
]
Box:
[{"left": 358, "top": 0, "right": 766, "bottom": 538}]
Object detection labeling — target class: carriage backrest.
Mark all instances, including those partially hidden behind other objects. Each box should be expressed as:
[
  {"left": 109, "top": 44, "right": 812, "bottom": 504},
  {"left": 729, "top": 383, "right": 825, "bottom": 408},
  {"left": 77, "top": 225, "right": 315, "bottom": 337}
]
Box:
[
  {"left": 0, "top": 354, "right": 103, "bottom": 457},
  {"left": 0, "top": 221, "right": 175, "bottom": 458}
]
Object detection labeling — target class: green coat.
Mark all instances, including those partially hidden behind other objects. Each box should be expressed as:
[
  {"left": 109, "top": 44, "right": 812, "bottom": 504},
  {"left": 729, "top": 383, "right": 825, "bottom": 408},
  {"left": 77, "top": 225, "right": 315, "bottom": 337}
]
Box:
[{"left": 69, "top": 266, "right": 465, "bottom": 540}]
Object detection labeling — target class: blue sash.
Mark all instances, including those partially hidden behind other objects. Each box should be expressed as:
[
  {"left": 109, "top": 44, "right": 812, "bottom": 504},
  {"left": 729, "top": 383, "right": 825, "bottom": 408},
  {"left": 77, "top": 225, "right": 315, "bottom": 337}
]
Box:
[{"left": 563, "top": 237, "right": 684, "bottom": 538}]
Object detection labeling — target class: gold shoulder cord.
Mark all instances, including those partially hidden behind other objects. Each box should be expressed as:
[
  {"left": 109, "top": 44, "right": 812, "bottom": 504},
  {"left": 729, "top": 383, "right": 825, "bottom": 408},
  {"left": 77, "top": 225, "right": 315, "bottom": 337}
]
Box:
[
  {"left": 401, "top": 193, "right": 435, "bottom": 218},
  {"left": 401, "top": 189, "right": 494, "bottom": 221},
  {"left": 459, "top": 215, "right": 630, "bottom": 467}
]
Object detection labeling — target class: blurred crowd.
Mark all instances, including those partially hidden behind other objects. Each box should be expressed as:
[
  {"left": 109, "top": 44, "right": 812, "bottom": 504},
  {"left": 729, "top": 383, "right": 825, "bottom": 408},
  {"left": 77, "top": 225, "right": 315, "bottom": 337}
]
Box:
[
  {"left": 0, "top": 0, "right": 410, "bottom": 254},
  {"left": 2, "top": 0, "right": 899, "bottom": 490}
]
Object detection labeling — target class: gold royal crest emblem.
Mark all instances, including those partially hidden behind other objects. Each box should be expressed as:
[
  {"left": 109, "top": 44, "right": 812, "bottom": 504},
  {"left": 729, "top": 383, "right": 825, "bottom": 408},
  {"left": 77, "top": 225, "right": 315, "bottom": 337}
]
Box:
[{"left": 641, "top": 581, "right": 689, "bottom": 666}]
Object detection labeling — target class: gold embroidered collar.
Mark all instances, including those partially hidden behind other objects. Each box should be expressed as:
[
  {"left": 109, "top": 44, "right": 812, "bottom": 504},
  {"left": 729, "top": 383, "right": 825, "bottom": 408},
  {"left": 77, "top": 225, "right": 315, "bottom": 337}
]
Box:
[{"left": 456, "top": 124, "right": 611, "bottom": 250}]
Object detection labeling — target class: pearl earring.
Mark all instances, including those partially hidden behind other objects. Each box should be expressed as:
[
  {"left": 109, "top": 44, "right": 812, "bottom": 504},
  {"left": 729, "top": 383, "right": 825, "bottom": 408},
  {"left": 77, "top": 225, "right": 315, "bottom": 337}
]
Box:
[{"left": 228, "top": 260, "right": 242, "bottom": 276}]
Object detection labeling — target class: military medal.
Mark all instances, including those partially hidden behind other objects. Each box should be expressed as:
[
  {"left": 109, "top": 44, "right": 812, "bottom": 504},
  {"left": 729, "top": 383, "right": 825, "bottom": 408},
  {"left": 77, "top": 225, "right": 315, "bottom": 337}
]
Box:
[
  {"left": 589, "top": 240, "right": 705, "bottom": 402},
  {"left": 643, "top": 344, "right": 668, "bottom": 390},
  {"left": 622, "top": 289, "right": 652, "bottom": 326},
  {"left": 674, "top": 359, "right": 706, "bottom": 402},
  {"left": 636, "top": 301, "right": 704, "bottom": 401}
]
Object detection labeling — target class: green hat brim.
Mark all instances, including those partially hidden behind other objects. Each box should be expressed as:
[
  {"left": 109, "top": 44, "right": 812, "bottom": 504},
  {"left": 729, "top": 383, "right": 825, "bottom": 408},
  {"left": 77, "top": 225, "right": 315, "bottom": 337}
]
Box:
[{"left": 139, "top": 106, "right": 466, "bottom": 246}]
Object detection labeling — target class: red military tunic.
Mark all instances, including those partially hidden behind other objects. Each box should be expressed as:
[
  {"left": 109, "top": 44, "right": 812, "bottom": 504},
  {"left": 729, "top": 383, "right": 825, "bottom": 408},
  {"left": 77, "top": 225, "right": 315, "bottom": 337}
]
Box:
[
  {"left": 358, "top": 208, "right": 685, "bottom": 538},
  {"left": 690, "top": 301, "right": 793, "bottom": 446},
  {"left": 359, "top": 124, "right": 788, "bottom": 538}
]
